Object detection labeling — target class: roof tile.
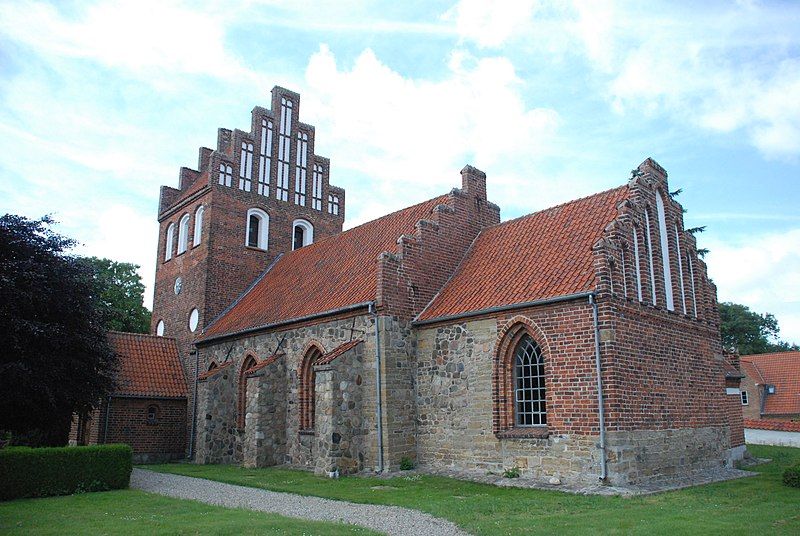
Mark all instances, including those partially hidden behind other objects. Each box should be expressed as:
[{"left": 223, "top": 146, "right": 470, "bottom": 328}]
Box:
[
  {"left": 741, "top": 351, "right": 800, "bottom": 415},
  {"left": 108, "top": 331, "right": 187, "bottom": 398},
  {"left": 417, "top": 186, "right": 628, "bottom": 322}
]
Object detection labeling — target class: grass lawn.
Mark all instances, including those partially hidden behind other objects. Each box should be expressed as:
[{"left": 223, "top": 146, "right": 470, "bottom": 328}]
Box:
[
  {"left": 0, "top": 489, "right": 377, "bottom": 535},
  {"left": 144, "top": 444, "right": 800, "bottom": 535}
]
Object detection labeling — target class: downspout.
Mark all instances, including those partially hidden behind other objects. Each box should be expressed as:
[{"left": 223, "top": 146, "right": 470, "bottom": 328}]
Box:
[
  {"left": 102, "top": 396, "right": 112, "bottom": 444},
  {"left": 188, "top": 348, "right": 199, "bottom": 460},
  {"left": 369, "top": 302, "right": 385, "bottom": 473},
  {"left": 589, "top": 293, "right": 608, "bottom": 482}
]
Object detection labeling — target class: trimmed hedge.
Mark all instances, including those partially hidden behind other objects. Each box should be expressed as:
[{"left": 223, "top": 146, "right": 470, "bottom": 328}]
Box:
[
  {"left": 0, "top": 444, "right": 132, "bottom": 501},
  {"left": 784, "top": 464, "right": 800, "bottom": 489}
]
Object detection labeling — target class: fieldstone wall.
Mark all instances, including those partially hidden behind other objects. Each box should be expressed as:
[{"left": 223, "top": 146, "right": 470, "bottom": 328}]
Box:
[
  {"left": 378, "top": 317, "right": 418, "bottom": 469},
  {"left": 313, "top": 343, "right": 367, "bottom": 475},
  {"left": 197, "top": 314, "right": 381, "bottom": 469},
  {"left": 243, "top": 355, "right": 287, "bottom": 468},
  {"left": 605, "top": 426, "right": 730, "bottom": 485},
  {"left": 195, "top": 365, "right": 238, "bottom": 464},
  {"left": 415, "top": 317, "right": 601, "bottom": 485}
]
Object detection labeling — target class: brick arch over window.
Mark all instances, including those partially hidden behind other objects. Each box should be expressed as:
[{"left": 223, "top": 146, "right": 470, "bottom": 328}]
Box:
[
  {"left": 237, "top": 354, "right": 258, "bottom": 429},
  {"left": 493, "top": 317, "right": 550, "bottom": 435},
  {"left": 299, "top": 343, "right": 325, "bottom": 431}
]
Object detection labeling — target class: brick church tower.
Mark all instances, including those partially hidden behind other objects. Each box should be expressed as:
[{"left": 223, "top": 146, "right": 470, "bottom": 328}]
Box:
[{"left": 151, "top": 86, "right": 346, "bottom": 392}]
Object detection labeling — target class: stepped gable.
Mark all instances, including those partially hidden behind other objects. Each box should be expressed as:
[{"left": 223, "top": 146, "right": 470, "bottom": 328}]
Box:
[
  {"left": 108, "top": 331, "right": 187, "bottom": 398},
  {"left": 416, "top": 185, "right": 629, "bottom": 322},
  {"left": 741, "top": 351, "right": 800, "bottom": 415},
  {"left": 202, "top": 195, "right": 449, "bottom": 339}
]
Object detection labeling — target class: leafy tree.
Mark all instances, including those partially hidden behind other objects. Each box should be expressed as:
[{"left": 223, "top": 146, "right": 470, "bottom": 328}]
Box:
[
  {"left": 719, "top": 301, "right": 799, "bottom": 355},
  {"left": 80, "top": 257, "right": 151, "bottom": 334},
  {"left": 0, "top": 215, "right": 117, "bottom": 446}
]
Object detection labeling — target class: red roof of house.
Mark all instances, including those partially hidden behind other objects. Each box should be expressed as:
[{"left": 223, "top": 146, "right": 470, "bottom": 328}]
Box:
[
  {"left": 416, "top": 186, "right": 628, "bottom": 322},
  {"left": 202, "top": 195, "right": 449, "bottom": 339},
  {"left": 741, "top": 351, "right": 800, "bottom": 415},
  {"left": 744, "top": 419, "right": 800, "bottom": 433},
  {"left": 108, "top": 332, "right": 187, "bottom": 398}
]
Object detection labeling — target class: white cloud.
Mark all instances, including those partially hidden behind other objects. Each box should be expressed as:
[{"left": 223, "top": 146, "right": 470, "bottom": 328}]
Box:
[
  {"left": 448, "top": 0, "right": 800, "bottom": 159},
  {"left": 705, "top": 228, "right": 800, "bottom": 344},
  {"left": 302, "top": 44, "right": 561, "bottom": 225},
  {"left": 0, "top": 0, "right": 252, "bottom": 81}
]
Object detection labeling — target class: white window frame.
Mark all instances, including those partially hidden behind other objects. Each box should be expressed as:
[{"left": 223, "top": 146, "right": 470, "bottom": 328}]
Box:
[
  {"left": 193, "top": 205, "right": 204, "bottom": 247},
  {"left": 239, "top": 141, "right": 254, "bottom": 192},
  {"left": 164, "top": 223, "right": 175, "bottom": 261},
  {"left": 311, "top": 163, "right": 323, "bottom": 210},
  {"left": 188, "top": 308, "right": 199, "bottom": 332},
  {"left": 292, "top": 218, "right": 314, "bottom": 250},
  {"left": 741, "top": 390, "right": 749, "bottom": 405},
  {"left": 177, "top": 213, "right": 190, "bottom": 255},
  {"left": 156, "top": 319, "right": 165, "bottom": 336},
  {"left": 218, "top": 163, "right": 233, "bottom": 187},
  {"left": 276, "top": 98, "right": 292, "bottom": 202},
  {"left": 245, "top": 208, "right": 269, "bottom": 250},
  {"left": 258, "top": 118, "right": 273, "bottom": 196},
  {"left": 327, "top": 194, "right": 339, "bottom": 215}
]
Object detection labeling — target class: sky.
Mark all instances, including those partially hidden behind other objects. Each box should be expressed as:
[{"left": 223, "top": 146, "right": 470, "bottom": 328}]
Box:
[{"left": 0, "top": 0, "right": 798, "bottom": 344}]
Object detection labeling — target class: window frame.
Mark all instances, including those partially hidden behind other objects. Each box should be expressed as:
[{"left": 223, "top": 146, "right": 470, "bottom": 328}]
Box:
[
  {"left": 177, "top": 213, "right": 190, "bottom": 255},
  {"left": 146, "top": 404, "right": 159, "bottom": 425},
  {"left": 164, "top": 223, "right": 175, "bottom": 261},
  {"left": 292, "top": 218, "right": 314, "bottom": 250},
  {"left": 245, "top": 208, "right": 269, "bottom": 250},
  {"left": 741, "top": 390, "right": 749, "bottom": 405},
  {"left": 193, "top": 205, "right": 204, "bottom": 247},
  {"left": 512, "top": 334, "right": 547, "bottom": 427}
]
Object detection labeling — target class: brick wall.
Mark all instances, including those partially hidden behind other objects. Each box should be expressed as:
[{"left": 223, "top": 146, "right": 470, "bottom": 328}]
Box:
[{"left": 104, "top": 397, "right": 186, "bottom": 462}]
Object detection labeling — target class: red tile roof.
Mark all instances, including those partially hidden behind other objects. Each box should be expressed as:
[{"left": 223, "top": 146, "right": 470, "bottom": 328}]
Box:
[
  {"left": 741, "top": 351, "right": 800, "bottom": 415},
  {"left": 108, "top": 332, "right": 187, "bottom": 398},
  {"left": 744, "top": 419, "right": 800, "bottom": 433},
  {"left": 316, "top": 340, "right": 363, "bottom": 366},
  {"left": 416, "top": 186, "right": 628, "bottom": 322},
  {"left": 202, "top": 195, "right": 449, "bottom": 339}
]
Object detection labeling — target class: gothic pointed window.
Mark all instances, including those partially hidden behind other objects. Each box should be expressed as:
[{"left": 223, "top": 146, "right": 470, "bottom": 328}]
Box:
[
  {"left": 258, "top": 118, "right": 273, "bottom": 196},
  {"left": 655, "top": 193, "right": 674, "bottom": 311},
  {"left": 632, "top": 226, "right": 643, "bottom": 302},
  {"left": 513, "top": 334, "right": 546, "bottom": 426},
  {"left": 675, "top": 224, "right": 687, "bottom": 314},
  {"left": 311, "top": 164, "right": 323, "bottom": 210},
  {"left": 238, "top": 355, "right": 257, "bottom": 429},
  {"left": 294, "top": 132, "right": 308, "bottom": 206},
  {"left": 300, "top": 346, "right": 323, "bottom": 431},
  {"left": 276, "top": 98, "right": 292, "bottom": 202},
  {"left": 644, "top": 208, "right": 657, "bottom": 305}
]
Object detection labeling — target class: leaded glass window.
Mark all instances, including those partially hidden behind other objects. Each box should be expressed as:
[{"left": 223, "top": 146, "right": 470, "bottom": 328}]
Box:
[{"left": 513, "top": 334, "right": 546, "bottom": 426}]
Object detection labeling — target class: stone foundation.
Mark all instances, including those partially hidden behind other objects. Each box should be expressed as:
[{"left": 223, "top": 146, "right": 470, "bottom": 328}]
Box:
[{"left": 605, "top": 426, "right": 730, "bottom": 485}]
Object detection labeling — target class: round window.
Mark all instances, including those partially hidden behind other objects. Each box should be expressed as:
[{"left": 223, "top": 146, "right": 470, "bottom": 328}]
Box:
[
  {"left": 188, "top": 308, "right": 199, "bottom": 332},
  {"left": 174, "top": 277, "right": 183, "bottom": 295},
  {"left": 156, "top": 320, "right": 165, "bottom": 336}
]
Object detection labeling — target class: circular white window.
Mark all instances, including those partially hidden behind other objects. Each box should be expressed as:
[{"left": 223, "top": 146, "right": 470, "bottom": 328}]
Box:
[
  {"left": 188, "top": 308, "right": 199, "bottom": 332},
  {"left": 156, "top": 320, "right": 165, "bottom": 336}
]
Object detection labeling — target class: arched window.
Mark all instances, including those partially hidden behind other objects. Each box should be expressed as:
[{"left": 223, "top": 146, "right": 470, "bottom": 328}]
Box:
[
  {"left": 299, "top": 346, "right": 323, "bottom": 431},
  {"left": 164, "top": 223, "right": 175, "bottom": 261},
  {"left": 177, "top": 213, "right": 190, "bottom": 255},
  {"left": 238, "top": 355, "right": 257, "bottom": 429},
  {"left": 292, "top": 219, "right": 314, "bottom": 250},
  {"left": 513, "top": 334, "right": 546, "bottom": 426},
  {"left": 245, "top": 208, "right": 269, "bottom": 250},
  {"left": 147, "top": 405, "right": 159, "bottom": 425},
  {"left": 156, "top": 319, "right": 165, "bottom": 336},
  {"left": 193, "top": 205, "right": 204, "bottom": 246},
  {"left": 219, "top": 163, "right": 233, "bottom": 187},
  {"left": 655, "top": 193, "right": 674, "bottom": 311},
  {"left": 674, "top": 224, "right": 687, "bottom": 314}
]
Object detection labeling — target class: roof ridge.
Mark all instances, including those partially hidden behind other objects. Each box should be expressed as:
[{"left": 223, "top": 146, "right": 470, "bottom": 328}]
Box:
[
  {"left": 107, "top": 330, "right": 178, "bottom": 342},
  {"left": 741, "top": 351, "right": 800, "bottom": 360}
]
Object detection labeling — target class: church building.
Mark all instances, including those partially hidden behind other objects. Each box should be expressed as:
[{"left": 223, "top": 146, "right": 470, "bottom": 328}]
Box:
[{"left": 151, "top": 86, "right": 745, "bottom": 486}]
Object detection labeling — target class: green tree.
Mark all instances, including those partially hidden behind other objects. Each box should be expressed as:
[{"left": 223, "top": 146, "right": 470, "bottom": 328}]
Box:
[
  {"left": 0, "top": 215, "right": 117, "bottom": 446},
  {"left": 80, "top": 257, "right": 151, "bottom": 333},
  {"left": 719, "top": 301, "right": 799, "bottom": 355}
]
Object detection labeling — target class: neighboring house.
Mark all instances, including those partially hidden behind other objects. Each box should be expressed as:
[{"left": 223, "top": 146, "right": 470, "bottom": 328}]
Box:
[
  {"left": 148, "top": 85, "right": 744, "bottom": 488},
  {"left": 740, "top": 351, "right": 800, "bottom": 422},
  {"left": 69, "top": 332, "right": 188, "bottom": 462}
]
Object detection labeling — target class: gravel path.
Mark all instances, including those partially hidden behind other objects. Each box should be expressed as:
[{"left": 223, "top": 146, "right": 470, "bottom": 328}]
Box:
[{"left": 131, "top": 468, "right": 468, "bottom": 536}]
